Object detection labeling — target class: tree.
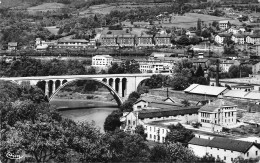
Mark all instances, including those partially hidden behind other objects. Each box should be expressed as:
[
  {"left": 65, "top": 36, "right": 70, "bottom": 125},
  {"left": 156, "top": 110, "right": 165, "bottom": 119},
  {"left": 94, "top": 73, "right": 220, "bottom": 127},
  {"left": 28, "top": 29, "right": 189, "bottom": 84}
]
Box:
[
  {"left": 197, "top": 19, "right": 202, "bottom": 36},
  {"left": 181, "top": 100, "right": 190, "bottom": 107},
  {"left": 145, "top": 74, "right": 165, "bottom": 89},
  {"left": 150, "top": 144, "right": 169, "bottom": 162},
  {"left": 103, "top": 130, "right": 150, "bottom": 162},
  {"left": 176, "top": 35, "right": 190, "bottom": 45},
  {"left": 201, "top": 29, "right": 211, "bottom": 39},
  {"left": 121, "top": 60, "right": 141, "bottom": 74},
  {"left": 195, "top": 64, "right": 205, "bottom": 77},
  {"left": 190, "top": 36, "right": 201, "bottom": 45},
  {"left": 108, "top": 63, "right": 124, "bottom": 74},
  {"left": 165, "top": 123, "right": 194, "bottom": 145},
  {"left": 197, "top": 153, "right": 224, "bottom": 163},
  {"left": 171, "top": 75, "right": 190, "bottom": 90},
  {"left": 128, "top": 91, "right": 140, "bottom": 102},
  {"left": 104, "top": 110, "right": 122, "bottom": 132},
  {"left": 135, "top": 125, "right": 147, "bottom": 140},
  {"left": 166, "top": 142, "right": 197, "bottom": 162},
  {"left": 223, "top": 37, "right": 234, "bottom": 46},
  {"left": 233, "top": 156, "right": 260, "bottom": 163}
]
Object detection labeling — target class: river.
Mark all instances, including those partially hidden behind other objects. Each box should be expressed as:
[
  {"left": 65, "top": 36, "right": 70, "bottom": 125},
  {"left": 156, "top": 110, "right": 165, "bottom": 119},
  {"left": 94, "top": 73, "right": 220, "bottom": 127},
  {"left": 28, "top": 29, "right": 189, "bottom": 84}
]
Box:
[{"left": 50, "top": 99, "right": 118, "bottom": 133}]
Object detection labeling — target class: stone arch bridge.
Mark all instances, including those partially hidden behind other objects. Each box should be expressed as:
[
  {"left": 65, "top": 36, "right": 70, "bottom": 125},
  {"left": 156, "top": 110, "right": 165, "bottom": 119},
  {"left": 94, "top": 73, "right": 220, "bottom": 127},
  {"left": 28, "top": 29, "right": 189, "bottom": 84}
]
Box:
[{"left": 1, "top": 73, "right": 169, "bottom": 105}]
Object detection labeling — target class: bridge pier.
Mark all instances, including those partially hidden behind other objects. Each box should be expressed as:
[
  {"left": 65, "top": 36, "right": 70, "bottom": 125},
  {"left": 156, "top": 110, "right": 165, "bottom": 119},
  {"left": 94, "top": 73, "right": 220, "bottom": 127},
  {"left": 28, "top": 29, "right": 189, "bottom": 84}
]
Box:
[
  {"left": 118, "top": 78, "right": 122, "bottom": 97},
  {"left": 52, "top": 81, "right": 56, "bottom": 95},
  {"left": 45, "top": 80, "right": 49, "bottom": 97}
]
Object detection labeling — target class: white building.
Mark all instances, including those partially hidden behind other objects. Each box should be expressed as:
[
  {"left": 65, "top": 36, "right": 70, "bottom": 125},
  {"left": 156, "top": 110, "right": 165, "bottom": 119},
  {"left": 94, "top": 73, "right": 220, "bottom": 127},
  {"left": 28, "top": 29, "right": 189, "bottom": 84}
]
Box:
[
  {"left": 231, "top": 34, "right": 245, "bottom": 44},
  {"left": 252, "top": 62, "right": 260, "bottom": 74},
  {"left": 136, "top": 58, "right": 175, "bottom": 73},
  {"left": 120, "top": 98, "right": 200, "bottom": 141},
  {"left": 220, "top": 60, "right": 240, "bottom": 72},
  {"left": 198, "top": 99, "right": 237, "bottom": 132},
  {"left": 246, "top": 35, "right": 260, "bottom": 44},
  {"left": 214, "top": 33, "right": 232, "bottom": 44},
  {"left": 189, "top": 137, "right": 260, "bottom": 163},
  {"left": 219, "top": 20, "right": 230, "bottom": 30},
  {"left": 92, "top": 55, "right": 113, "bottom": 67}
]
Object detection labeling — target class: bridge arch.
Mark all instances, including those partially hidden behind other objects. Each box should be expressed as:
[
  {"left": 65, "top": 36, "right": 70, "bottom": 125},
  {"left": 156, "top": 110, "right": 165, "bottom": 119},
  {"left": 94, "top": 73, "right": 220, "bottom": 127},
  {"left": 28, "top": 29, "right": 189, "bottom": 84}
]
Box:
[{"left": 49, "top": 78, "right": 123, "bottom": 106}]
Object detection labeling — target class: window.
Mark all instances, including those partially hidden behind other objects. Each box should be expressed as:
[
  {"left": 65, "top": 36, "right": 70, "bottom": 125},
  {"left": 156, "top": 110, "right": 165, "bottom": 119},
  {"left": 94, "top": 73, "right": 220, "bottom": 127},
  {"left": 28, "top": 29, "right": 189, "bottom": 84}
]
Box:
[
  {"left": 217, "top": 148, "right": 219, "bottom": 150},
  {"left": 133, "top": 121, "right": 135, "bottom": 126},
  {"left": 256, "top": 151, "right": 258, "bottom": 156},
  {"left": 247, "top": 152, "right": 249, "bottom": 157},
  {"left": 150, "top": 127, "right": 151, "bottom": 131},
  {"left": 150, "top": 134, "right": 152, "bottom": 138},
  {"left": 128, "top": 120, "right": 130, "bottom": 125},
  {"left": 224, "top": 156, "right": 226, "bottom": 160},
  {"left": 231, "top": 158, "right": 233, "bottom": 161}
]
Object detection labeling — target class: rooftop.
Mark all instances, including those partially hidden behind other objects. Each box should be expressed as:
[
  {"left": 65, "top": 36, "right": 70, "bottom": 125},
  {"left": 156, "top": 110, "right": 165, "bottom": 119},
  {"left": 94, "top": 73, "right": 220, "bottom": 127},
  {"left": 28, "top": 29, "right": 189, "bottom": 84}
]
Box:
[
  {"left": 199, "top": 99, "right": 237, "bottom": 112},
  {"left": 189, "top": 137, "right": 257, "bottom": 153},
  {"left": 240, "top": 111, "right": 260, "bottom": 125},
  {"left": 184, "top": 84, "right": 228, "bottom": 96},
  {"left": 58, "top": 39, "right": 88, "bottom": 43},
  {"left": 138, "top": 106, "right": 200, "bottom": 119}
]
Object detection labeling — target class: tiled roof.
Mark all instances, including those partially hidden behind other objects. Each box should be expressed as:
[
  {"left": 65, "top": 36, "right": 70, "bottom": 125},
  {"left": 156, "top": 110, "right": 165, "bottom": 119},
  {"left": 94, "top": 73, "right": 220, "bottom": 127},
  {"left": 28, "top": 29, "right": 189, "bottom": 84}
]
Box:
[
  {"left": 138, "top": 106, "right": 200, "bottom": 119},
  {"left": 244, "top": 92, "right": 260, "bottom": 100},
  {"left": 134, "top": 97, "right": 184, "bottom": 108},
  {"left": 218, "top": 33, "right": 232, "bottom": 37},
  {"left": 240, "top": 112, "right": 260, "bottom": 124},
  {"left": 189, "top": 137, "right": 257, "bottom": 153},
  {"left": 155, "top": 33, "right": 171, "bottom": 38},
  {"left": 189, "top": 137, "right": 211, "bottom": 147},
  {"left": 58, "top": 39, "right": 88, "bottom": 43},
  {"left": 199, "top": 99, "right": 237, "bottom": 112},
  {"left": 184, "top": 84, "right": 227, "bottom": 96},
  {"left": 223, "top": 90, "right": 249, "bottom": 98},
  {"left": 219, "top": 20, "right": 229, "bottom": 24},
  {"left": 8, "top": 42, "right": 18, "bottom": 46}
]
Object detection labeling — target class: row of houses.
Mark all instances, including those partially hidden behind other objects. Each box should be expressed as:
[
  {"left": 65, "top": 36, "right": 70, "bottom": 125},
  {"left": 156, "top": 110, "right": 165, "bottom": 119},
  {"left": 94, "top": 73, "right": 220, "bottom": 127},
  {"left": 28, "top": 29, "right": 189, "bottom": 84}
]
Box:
[
  {"left": 35, "top": 38, "right": 96, "bottom": 51},
  {"left": 100, "top": 33, "right": 172, "bottom": 47}
]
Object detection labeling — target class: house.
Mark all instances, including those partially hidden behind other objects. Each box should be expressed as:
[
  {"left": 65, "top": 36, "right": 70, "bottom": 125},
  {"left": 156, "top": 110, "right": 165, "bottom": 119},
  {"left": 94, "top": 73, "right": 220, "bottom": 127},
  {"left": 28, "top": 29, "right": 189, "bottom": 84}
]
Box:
[
  {"left": 8, "top": 42, "right": 18, "bottom": 51},
  {"left": 120, "top": 98, "right": 200, "bottom": 135},
  {"left": 252, "top": 62, "right": 260, "bottom": 74},
  {"left": 191, "top": 58, "right": 210, "bottom": 70},
  {"left": 188, "top": 137, "right": 260, "bottom": 163},
  {"left": 231, "top": 84, "right": 254, "bottom": 92},
  {"left": 219, "top": 20, "right": 230, "bottom": 30},
  {"left": 228, "top": 26, "right": 245, "bottom": 34},
  {"left": 136, "top": 57, "right": 175, "bottom": 73},
  {"left": 184, "top": 84, "right": 228, "bottom": 97},
  {"left": 220, "top": 60, "right": 240, "bottom": 72},
  {"left": 198, "top": 98, "right": 237, "bottom": 131},
  {"left": 101, "top": 34, "right": 118, "bottom": 47},
  {"left": 246, "top": 34, "right": 260, "bottom": 44},
  {"left": 137, "top": 34, "right": 154, "bottom": 47},
  {"left": 121, "top": 105, "right": 200, "bottom": 143},
  {"left": 231, "top": 34, "right": 245, "bottom": 44},
  {"left": 223, "top": 90, "right": 260, "bottom": 103},
  {"left": 154, "top": 33, "right": 172, "bottom": 46},
  {"left": 117, "top": 34, "right": 135, "bottom": 47},
  {"left": 214, "top": 33, "right": 232, "bottom": 44},
  {"left": 92, "top": 55, "right": 113, "bottom": 67},
  {"left": 56, "top": 39, "right": 88, "bottom": 49}
]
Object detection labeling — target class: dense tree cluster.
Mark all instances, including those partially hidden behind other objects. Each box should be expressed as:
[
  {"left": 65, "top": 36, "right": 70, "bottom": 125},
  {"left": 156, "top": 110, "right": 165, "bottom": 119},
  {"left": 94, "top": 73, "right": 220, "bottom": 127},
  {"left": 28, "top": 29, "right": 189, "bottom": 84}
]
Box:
[
  {"left": 0, "top": 57, "right": 92, "bottom": 77},
  {"left": 108, "top": 60, "right": 141, "bottom": 74},
  {"left": 171, "top": 60, "right": 209, "bottom": 90},
  {"left": 0, "top": 81, "right": 231, "bottom": 163}
]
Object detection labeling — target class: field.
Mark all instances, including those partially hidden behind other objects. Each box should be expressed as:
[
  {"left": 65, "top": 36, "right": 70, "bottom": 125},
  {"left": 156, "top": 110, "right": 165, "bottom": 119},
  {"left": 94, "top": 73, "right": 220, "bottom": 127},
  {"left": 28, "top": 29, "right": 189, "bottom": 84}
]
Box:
[
  {"left": 158, "top": 13, "right": 242, "bottom": 28},
  {"left": 44, "top": 26, "right": 60, "bottom": 35},
  {"left": 79, "top": 3, "right": 170, "bottom": 17},
  {"left": 27, "top": 3, "right": 65, "bottom": 14}
]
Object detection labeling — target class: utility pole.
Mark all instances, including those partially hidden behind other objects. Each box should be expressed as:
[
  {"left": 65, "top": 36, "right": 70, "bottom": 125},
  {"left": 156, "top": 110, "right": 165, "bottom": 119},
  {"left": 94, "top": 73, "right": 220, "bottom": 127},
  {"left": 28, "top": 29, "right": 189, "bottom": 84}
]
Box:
[{"left": 216, "top": 59, "right": 220, "bottom": 86}]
